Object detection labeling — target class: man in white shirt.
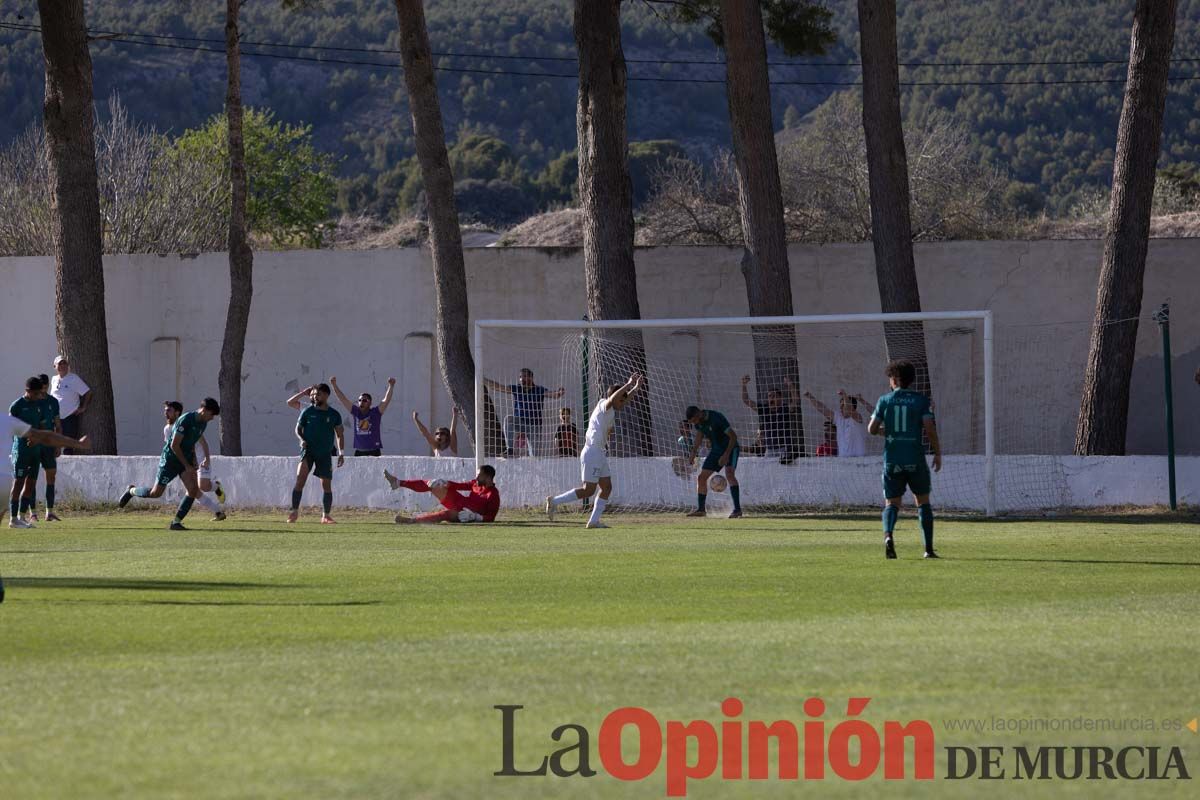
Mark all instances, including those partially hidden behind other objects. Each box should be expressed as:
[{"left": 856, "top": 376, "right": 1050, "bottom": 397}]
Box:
[
  {"left": 804, "top": 390, "right": 869, "bottom": 457},
  {"left": 50, "top": 355, "right": 90, "bottom": 451},
  {"left": 545, "top": 373, "right": 642, "bottom": 529}
]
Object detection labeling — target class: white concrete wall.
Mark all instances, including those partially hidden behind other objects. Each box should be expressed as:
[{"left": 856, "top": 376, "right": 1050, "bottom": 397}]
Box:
[
  {"left": 44, "top": 454, "right": 1200, "bottom": 513},
  {"left": 2, "top": 240, "right": 1197, "bottom": 456}
]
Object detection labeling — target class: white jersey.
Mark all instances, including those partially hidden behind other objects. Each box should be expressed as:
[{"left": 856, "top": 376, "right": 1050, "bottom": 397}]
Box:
[
  {"left": 836, "top": 410, "right": 868, "bottom": 457},
  {"left": 3, "top": 415, "right": 33, "bottom": 479},
  {"left": 583, "top": 400, "right": 615, "bottom": 451}
]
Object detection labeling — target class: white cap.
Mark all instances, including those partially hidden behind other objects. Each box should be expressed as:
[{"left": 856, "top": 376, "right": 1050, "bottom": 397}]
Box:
[{"left": 53, "top": 355, "right": 68, "bottom": 366}]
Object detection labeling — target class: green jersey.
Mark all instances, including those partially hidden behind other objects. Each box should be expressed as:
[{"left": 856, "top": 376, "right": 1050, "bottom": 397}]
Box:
[
  {"left": 298, "top": 405, "right": 343, "bottom": 455},
  {"left": 871, "top": 389, "right": 933, "bottom": 466},
  {"left": 9, "top": 396, "right": 40, "bottom": 455},
  {"left": 36, "top": 395, "right": 61, "bottom": 431},
  {"left": 695, "top": 410, "right": 733, "bottom": 453},
  {"left": 162, "top": 410, "right": 207, "bottom": 466}
]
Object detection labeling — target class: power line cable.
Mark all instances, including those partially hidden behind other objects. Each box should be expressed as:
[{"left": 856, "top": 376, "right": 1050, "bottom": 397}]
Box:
[
  {"left": 4, "top": 22, "right": 1200, "bottom": 86},
  {"left": 5, "top": 18, "right": 1200, "bottom": 70}
]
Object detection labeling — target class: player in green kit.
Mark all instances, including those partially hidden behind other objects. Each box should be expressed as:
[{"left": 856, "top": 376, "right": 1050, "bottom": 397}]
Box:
[
  {"left": 683, "top": 405, "right": 743, "bottom": 518},
  {"left": 118, "top": 398, "right": 226, "bottom": 530},
  {"left": 867, "top": 360, "right": 942, "bottom": 560},
  {"left": 9, "top": 377, "right": 45, "bottom": 528},
  {"left": 285, "top": 383, "right": 345, "bottom": 524},
  {"left": 27, "top": 373, "right": 62, "bottom": 522}
]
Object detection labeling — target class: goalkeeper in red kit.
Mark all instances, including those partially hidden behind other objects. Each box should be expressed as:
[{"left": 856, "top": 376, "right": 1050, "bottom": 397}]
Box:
[{"left": 384, "top": 464, "right": 501, "bottom": 523}]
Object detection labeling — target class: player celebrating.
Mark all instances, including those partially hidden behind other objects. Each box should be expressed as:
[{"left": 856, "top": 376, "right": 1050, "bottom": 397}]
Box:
[
  {"left": 118, "top": 398, "right": 226, "bottom": 530},
  {"left": 544, "top": 373, "right": 643, "bottom": 529},
  {"left": 285, "top": 383, "right": 345, "bottom": 524},
  {"left": 683, "top": 404, "right": 743, "bottom": 518},
  {"left": 867, "top": 359, "right": 942, "bottom": 559},
  {"left": 384, "top": 465, "right": 500, "bottom": 524}
]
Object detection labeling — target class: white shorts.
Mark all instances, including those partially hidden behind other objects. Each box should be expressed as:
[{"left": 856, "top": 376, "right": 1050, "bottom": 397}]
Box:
[
  {"left": 580, "top": 447, "right": 610, "bottom": 483},
  {"left": 198, "top": 464, "right": 212, "bottom": 481}
]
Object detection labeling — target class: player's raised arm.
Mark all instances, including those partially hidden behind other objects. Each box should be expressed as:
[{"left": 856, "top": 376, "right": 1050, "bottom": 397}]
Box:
[
  {"left": 335, "top": 422, "right": 345, "bottom": 468},
  {"left": 740, "top": 375, "right": 758, "bottom": 411},
  {"left": 286, "top": 385, "right": 315, "bottom": 410},
  {"left": 378, "top": 378, "right": 396, "bottom": 415},
  {"left": 924, "top": 416, "right": 942, "bottom": 472},
  {"left": 605, "top": 374, "right": 641, "bottom": 409},
  {"left": 328, "top": 377, "right": 353, "bottom": 413},
  {"left": 483, "top": 377, "right": 510, "bottom": 394},
  {"left": 449, "top": 407, "right": 460, "bottom": 454},
  {"left": 803, "top": 391, "right": 834, "bottom": 421}
]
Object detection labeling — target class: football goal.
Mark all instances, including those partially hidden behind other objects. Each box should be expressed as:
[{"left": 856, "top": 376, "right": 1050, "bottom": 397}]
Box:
[{"left": 474, "top": 312, "right": 1068, "bottom": 516}]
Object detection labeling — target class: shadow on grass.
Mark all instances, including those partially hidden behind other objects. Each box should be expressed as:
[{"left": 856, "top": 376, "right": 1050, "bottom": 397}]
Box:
[
  {"left": 139, "top": 599, "right": 382, "bottom": 607},
  {"left": 5, "top": 577, "right": 300, "bottom": 591},
  {"left": 953, "top": 556, "right": 1200, "bottom": 568}
]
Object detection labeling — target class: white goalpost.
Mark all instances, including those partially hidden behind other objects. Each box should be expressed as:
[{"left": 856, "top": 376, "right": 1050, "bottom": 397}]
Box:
[{"left": 475, "top": 311, "right": 998, "bottom": 516}]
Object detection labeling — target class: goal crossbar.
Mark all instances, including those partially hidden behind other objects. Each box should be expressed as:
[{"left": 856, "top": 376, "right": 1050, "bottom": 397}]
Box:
[{"left": 475, "top": 311, "right": 995, "bottom": 515}]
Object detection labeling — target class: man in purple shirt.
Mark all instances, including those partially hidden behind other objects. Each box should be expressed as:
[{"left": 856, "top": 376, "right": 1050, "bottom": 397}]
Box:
[{"left": 330, "top": 376, "right": 395, "bottom": 456}]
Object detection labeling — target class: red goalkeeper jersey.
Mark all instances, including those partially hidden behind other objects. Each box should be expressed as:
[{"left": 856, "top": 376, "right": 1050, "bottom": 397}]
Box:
[{"left": 447, "top": 480, "right": 501, "bottom": 522}]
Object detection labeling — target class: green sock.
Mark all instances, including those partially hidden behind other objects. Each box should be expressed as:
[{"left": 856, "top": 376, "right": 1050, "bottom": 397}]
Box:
[
  {"left": 133, "top": 487, "right": 152, "bottom": 498},
  {"left": 9, "top": 499, "right": 18, "bottom": 519},
  {"left": 882, "top": 505, "right": 899, "bottom": 535},
  {"left": 45, "top": 484, "right": 55, "bottom": 510},
  {"left": 291, "top": 490, "right": 302, "bottom": 510},
  {"left": 730, "top": 485, "right": 741, "bottom": 511},
  {"left": 322, "top": 492, "right": 333, "bottom": 515},
  {"left": 19, "top": 496, "right": 30, "bottom": 514},
  {"left": 697, "top": 493, "right": 707, "bottom": 512},
  {"left": 918, "top": 504, "right": 934, "bottom": 552},
  {"left": 174, "top": 496, "right": 195, "bottom": 523}
]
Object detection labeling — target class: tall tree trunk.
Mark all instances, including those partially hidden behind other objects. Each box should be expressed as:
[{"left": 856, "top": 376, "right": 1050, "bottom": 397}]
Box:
[
  {"left": 38, "top": 0, "right": 117, "bottom": 453},
  {"left": 394, "top": 0, "right": 501, "bottom": 455},
  {"left": 720, "top": 0, "right": 803, "bottom": 447},
  {"left": 575, "top": 0, "right": 653, "bottom": 455},
  {"left": 858, "top": 0, "right": 932, "bottom": 396},
  {"left": 1076, "top": 0, "right": 1178, "bottom": 455},
  {"left": 219, "top": 0, "right": 253, "bottom": 456}
]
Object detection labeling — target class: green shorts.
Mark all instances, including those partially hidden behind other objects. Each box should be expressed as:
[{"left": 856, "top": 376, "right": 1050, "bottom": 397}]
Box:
[
  {"left": 702, "top": 445, "right": 740, "bottom": 473},
  {"left": 882, "top": 461, "right": 932, "bottom": 499},
  {"left": 302, "top": 449, "right": 333, "bottom": 480},
  {"left": 10, "top": 448, "right": 39, "bottom": 480},
  {"left": 38, "top": 445, "right": 56, "bottom": 471},
  {"left": 156, "top": 455, "right": 191, "bottom": 487}
]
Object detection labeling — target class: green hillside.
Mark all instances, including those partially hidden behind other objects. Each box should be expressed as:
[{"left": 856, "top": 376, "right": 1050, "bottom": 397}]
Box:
[{"left": 1, "top": 0, "right": 1197, "bottom": 218}]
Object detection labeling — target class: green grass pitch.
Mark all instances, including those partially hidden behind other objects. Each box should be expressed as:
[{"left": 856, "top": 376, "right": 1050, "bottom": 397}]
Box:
[{"left": 1, "top": 510, "right": 1197, "bottom": 798}]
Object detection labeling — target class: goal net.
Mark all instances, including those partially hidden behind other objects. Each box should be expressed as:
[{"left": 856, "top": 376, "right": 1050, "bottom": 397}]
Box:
[{"left": 475, "top": 313, "right": 1069, "bottom": 516}]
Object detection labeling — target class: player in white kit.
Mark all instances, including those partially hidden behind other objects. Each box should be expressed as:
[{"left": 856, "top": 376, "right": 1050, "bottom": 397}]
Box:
[{"left": 544, "top": 373, "right": 642, "bottom": 529}]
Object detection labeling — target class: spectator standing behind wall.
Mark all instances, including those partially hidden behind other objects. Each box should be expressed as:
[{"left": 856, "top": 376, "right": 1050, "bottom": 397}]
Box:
[
  {"left": 484, "top": 368, "right": 564, "bottom": 456},
  {"left": 740, "top": 375, "right": 802, "bottom": 464},
  {"left": 805, "top": 390, "right": 868, "bottom": 457},
  {"left": 554, "top": 407, "right": 579, "bottom": 456},
  {"left": 329, "top": 376, "right": 394, "bottom": 456},
  {"left": 50, "top": 355, "right": 90, "bottom": 455}
]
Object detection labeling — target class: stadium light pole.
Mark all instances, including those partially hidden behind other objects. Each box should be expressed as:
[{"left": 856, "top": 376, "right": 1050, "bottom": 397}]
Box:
[{"left": 1152, "top": 302, "right": 1176, "bottom": 510}]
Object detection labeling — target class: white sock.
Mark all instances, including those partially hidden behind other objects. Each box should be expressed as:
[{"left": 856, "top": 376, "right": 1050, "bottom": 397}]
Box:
[
  {"left": 196, "top": 494, "right": 220, "bottom": 513},
  {"left": 588, "top": 497, "right": 607, "bottom": 526},
  {"left": 552, "top": 490, "right": 578, "bottom": 506}
]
